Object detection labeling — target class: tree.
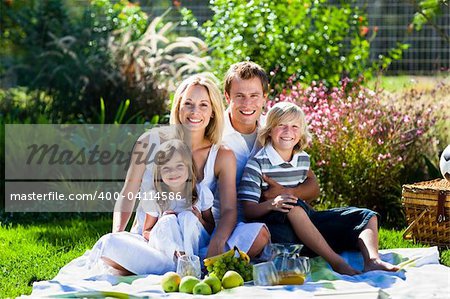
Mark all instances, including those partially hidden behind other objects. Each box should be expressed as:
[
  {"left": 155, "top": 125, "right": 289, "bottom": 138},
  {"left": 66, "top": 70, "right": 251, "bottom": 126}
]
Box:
[{"left": 408, "top": 0, "right": 449, "bottom": 43}]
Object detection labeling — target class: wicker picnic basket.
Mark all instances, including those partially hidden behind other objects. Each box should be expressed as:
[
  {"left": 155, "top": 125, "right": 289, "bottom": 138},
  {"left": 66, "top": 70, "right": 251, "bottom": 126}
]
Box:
[{"left": 402, "top": 179, "right": 450, "bottom": 247}]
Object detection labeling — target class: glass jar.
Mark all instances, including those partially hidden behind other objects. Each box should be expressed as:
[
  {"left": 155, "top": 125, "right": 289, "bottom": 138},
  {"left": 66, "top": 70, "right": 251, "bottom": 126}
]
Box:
[{"left": 270, "top": 243, "right": 310, "bottom": 285}]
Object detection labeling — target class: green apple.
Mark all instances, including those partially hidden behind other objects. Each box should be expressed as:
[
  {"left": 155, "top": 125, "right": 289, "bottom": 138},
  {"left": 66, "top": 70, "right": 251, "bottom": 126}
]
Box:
[
  {"left": 193, "top": 282, "right": 212, "bottom": 295},
  {"left": 203, "top": 275, "right": 222, "bottom": 294},
  {"left": 160, "top": 271, "right": 181, "bottom": 292},
  {"left": 221, "top": 270, "right": 244, "bottom": 289},
  {"left": 179, "top": 276, "right": 200, "bottom": 294}
]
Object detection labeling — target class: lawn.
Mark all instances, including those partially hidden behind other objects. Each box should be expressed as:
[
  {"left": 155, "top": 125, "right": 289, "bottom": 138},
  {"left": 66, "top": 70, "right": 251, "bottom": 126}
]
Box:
[
  {"left": 0, "top": 218, "right": 111, "bottom": 298},
  {"left": 367, "top": 74, "right": 450, "bottom": 93},
  {"left": 0, "top": 218, "right": 449, "bottom": 298}
]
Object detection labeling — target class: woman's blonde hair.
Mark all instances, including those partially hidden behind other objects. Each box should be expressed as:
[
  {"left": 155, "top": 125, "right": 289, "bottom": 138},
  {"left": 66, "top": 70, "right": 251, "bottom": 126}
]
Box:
[
  {"left": 169, "top": 75, "right": 224, "bottom": 145},
  {"left": 153, "top": 139, "right": 197, "bottom": 213},
  {"left": 258, "top": 102, "right": 311, "bottom": 152}
]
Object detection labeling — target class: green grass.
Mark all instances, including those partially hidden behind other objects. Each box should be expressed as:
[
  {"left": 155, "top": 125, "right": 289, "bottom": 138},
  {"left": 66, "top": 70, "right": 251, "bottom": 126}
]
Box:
[
  {"left": 379, "top": 228, "right": 450, "bottom": 267},
  {"left": 367, "top": 74, "right": 450, "bottom": 93},
  {"left": 0, "top": 220, "right": 449, "bottom": 298},
  {"left": 0, "top": 218, "right": 111, "bottom": 298}
]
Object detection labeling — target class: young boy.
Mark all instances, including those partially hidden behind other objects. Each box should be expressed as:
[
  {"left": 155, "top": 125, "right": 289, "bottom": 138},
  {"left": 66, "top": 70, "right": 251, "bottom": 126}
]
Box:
[{"left": 238, "top": 102, "right": 399, "bottom": 275}]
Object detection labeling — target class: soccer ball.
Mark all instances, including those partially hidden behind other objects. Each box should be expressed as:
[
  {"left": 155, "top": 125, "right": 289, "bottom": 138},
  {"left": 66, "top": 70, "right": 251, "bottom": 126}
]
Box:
[{"left": 440, "top": 145, "right": 450, "bottom": 182}]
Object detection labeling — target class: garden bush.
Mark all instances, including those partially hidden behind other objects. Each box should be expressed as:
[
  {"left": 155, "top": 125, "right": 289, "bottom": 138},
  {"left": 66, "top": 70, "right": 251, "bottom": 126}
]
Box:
[
  {"left": 0, "top": 0, "right": 209, "bottom": 123},
  {"left": 268, "top": 78, "right": 441, "bottom": 228},
  {"left": 181, "top": 0, "right": 408, "bottom": 87},
  {"left": 0, "top": 87, "right": 52, "bottom": 123}
]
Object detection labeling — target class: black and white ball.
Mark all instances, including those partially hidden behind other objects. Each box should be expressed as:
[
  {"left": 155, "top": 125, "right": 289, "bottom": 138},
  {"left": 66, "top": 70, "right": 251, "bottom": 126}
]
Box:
[{"left": 440, "top": 145, "right": 450, "bottom": 182}]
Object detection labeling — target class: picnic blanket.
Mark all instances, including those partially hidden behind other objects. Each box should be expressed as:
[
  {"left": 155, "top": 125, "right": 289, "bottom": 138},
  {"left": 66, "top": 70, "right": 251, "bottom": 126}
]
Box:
[{"left": 25, "top": 247, "right": 449, "bottom": 298}]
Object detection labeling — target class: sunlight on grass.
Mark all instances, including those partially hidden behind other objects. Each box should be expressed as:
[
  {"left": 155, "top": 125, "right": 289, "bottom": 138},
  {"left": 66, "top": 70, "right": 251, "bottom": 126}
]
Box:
[
  {"left": 379, "top": 228, "right": 450, "bottom": 267},
  {"left": 367, "top": 75, "right": 450, "bottom": 93},
  {"left": 0, "top": 218, "right": 111, "bottom": 298},
  {"left": 0, "top": 221, "right": 448, "bottom": 297}
]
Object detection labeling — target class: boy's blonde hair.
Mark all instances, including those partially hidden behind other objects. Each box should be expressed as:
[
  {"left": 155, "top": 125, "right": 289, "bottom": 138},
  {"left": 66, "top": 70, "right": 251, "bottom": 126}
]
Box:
[
  {"left": 170, "top": 75, "right": 224, "bottom": 145},
  {"left": 258, "top": 102, "right": 311, "bottom": 152},
  {"left": 153, "top": 139, "right": 197, "bottom": 213},
  {"left": 224, "top": 61, "right": 269, "bottom": 96}
]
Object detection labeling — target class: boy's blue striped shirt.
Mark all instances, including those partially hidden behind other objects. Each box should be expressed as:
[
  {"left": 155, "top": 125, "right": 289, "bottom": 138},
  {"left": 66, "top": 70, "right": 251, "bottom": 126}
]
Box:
[{"left": 238, "top": 143, "right": 310, "bottom": 203}]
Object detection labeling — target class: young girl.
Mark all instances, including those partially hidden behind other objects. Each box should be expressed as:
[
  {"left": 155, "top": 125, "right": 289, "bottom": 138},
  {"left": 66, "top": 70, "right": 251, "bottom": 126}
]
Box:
[
  {"left": 238, "top": 102, "right": 399, "bottom": 275},
  {"left": 142, "top": 139, "right": 215, "bottom": 263}
]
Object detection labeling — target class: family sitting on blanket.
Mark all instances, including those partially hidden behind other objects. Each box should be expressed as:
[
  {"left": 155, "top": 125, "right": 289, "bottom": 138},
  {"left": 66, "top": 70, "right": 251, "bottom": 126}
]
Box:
[{"left": 89, "top": 61, "right": 398, "bottom": 276}]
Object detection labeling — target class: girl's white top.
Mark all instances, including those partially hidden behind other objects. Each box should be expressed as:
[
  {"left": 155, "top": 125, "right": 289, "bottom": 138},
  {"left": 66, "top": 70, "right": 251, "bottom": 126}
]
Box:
[{"left": 131, "top": 130, "right": 219, "bottom": 234}]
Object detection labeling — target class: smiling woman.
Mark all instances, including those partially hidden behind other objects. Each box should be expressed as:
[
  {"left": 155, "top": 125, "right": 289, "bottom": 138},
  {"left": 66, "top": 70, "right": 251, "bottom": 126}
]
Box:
[
  {"left": 170, "top": 75, "right": 224, "bottom": 146},
  {"left": 178, "top": 85, "right": 213, "bottom": 130}
]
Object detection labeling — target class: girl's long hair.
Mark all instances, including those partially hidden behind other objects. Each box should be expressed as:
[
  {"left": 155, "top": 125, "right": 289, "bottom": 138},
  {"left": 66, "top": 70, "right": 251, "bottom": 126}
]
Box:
[{"left": 153, "top": 139, "right": 197, "bottom": 213}]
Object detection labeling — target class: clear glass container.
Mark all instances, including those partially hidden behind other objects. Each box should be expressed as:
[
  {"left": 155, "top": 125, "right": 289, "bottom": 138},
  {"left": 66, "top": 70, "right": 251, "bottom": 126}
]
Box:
[
  {"left": 270, "top": 243, "right": 310, "bottom": 285},
  {"left": 176, "top": 255, "right": 201, "bottom": 279}
]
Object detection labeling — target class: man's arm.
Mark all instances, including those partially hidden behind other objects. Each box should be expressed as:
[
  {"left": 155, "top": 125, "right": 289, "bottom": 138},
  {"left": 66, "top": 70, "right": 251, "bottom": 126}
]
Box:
[{"left": 262, "top": 169, "right": 320, "bottom": 204}]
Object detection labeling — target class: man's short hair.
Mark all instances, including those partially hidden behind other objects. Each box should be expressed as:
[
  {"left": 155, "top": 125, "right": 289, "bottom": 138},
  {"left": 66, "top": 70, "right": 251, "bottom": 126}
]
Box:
[{"left": 224, "top": 61, "right": 269, "bottom": 96}]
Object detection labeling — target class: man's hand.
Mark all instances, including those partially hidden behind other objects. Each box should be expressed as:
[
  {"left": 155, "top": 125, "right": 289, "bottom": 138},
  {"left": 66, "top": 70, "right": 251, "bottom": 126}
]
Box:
[{"left": 262, "top": 175, "right": 291, "bottom": 201}]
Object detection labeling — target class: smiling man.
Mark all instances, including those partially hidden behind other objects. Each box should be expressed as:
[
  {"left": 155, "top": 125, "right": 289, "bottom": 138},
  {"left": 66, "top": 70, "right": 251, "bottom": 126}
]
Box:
[{"left": 223, "top": 62, "right": 268, "bottom": 183}]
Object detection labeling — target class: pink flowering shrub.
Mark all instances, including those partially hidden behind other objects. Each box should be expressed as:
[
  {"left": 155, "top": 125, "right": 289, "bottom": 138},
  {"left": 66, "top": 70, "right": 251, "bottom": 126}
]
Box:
[{"left": 267, "top": 78, "right": 440, "bottom": 228}]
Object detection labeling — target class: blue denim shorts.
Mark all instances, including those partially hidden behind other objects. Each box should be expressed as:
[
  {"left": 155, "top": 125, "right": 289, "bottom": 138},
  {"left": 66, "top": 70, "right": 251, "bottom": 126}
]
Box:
[{"left": 262, "top": 200, "right": 378, "bottom": 256}]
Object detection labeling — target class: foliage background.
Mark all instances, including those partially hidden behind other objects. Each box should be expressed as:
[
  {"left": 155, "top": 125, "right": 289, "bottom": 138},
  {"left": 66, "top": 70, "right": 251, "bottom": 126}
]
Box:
[
  {"left": 0, "top": 0, "right": 448, "bottom": 267},
  {"left": 0, "top": 0, "right": 449, "bottom": 296}
]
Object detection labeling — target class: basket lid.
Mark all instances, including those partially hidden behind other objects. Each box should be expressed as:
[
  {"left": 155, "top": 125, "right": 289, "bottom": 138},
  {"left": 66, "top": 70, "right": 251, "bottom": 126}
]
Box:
[{"left": 403, "top": 179, "right": 450, "bottom": 192}]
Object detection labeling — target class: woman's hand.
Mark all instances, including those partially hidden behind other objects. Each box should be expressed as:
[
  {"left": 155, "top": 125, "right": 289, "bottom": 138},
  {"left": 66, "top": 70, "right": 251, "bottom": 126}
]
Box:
[
  {"left": 191, "top": 206, "right": 203, "bottom": 221},
  {"left": 271, "top": 194, "right": 298, "bottom": 213},
  {"left": 142, "top": 230, "right": 151, "bottom": 241},
  {"left": 206, "top": 236, "right": 226, "bottom": 257}
]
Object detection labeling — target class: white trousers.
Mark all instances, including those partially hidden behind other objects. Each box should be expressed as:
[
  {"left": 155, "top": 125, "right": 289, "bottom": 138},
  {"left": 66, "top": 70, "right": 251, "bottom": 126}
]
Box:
[
  {"left": 147, "top": 211, "right": 210, "bottom": 260},
  {"left": 89, "top": 211, "right": 210, "bottom": 275}
]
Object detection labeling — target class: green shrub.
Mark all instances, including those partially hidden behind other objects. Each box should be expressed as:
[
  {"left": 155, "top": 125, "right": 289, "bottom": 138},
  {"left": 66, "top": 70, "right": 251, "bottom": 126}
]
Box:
[
  {"left": 109, "top": 10, "right": 210, "bottom": 118},
  {"left": 1, "top": 0, "right": 209, "bottom": 123},
  {"left": 0, "top": 87, "right": 52, "bottom": 122},
  {"left": 181, "top": 0, "right": 407, "bottom": 87}
]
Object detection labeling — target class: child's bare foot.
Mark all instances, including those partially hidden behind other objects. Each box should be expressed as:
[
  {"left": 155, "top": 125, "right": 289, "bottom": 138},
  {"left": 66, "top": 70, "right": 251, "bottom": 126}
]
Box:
[
  {"left": 330, "top": 259, "right": 361, "bottom": 275},
  {"left": 101, "top": 257, "right": 134, "bottom": 276},
  {"left": 363, "top": 258, "right": 400, "bottom": 272}
]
